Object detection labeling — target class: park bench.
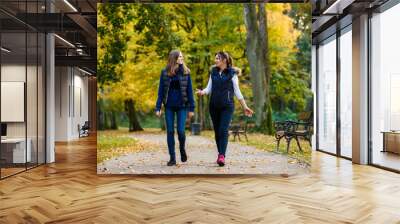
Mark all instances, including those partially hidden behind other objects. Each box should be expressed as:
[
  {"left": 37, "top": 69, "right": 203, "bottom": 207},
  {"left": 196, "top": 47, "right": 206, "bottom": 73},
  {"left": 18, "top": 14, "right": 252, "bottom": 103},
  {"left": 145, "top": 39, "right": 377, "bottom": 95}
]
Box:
[
  {"left": 229, "top": 115, "right": 255, "bottom": 142},
  {"left": 274, "top": 112, "right": 313, "bottom": 152}
]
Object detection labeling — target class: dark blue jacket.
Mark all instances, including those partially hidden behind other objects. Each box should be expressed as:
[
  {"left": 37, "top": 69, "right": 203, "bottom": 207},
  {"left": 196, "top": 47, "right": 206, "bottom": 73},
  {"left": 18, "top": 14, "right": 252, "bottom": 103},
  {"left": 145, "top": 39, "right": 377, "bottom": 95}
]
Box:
[
  {"left": 155, "top": 65, "right": 195, "bottom": 112},
  {"left": 209, "top": 66, "right": 236, "bottom": 108}
]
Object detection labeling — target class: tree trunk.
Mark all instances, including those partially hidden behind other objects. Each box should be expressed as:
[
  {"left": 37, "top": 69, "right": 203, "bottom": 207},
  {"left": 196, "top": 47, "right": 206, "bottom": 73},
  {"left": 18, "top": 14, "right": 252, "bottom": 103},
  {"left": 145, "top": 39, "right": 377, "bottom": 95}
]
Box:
[
  {"left": 244, "top": 4, "right": 267, "bottom": 128},
  {"left": 125, "top": 99, "right": 143, "bottom": 132},
  {"left": 104, "top": 111, "right": 111, "bottom": 130},
  {"left": 257, "top": 3, "right": 273, "bottom": 134},
  {"left": 97, "top": 99, "right": 105, "bottom": 130},
  {"left": 110, "top": 110, "right": 118, "bottom": 130}
]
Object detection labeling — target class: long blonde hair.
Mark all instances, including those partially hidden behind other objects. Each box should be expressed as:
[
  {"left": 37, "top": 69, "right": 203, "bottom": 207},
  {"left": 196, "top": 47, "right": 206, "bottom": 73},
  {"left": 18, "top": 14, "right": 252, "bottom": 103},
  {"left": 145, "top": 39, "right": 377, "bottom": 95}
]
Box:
[{"left": 166, "top": 50, "right": 190, "bottom": 76}]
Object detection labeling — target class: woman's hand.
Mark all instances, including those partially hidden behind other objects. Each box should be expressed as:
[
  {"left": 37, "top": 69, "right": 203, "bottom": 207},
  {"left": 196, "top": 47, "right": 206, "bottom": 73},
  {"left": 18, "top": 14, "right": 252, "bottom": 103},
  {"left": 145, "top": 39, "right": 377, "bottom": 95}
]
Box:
[
  {"left": 196, "top": 89, "right": 205, "bottom": 96},
  {"left": 243, "top": 106, "right": 254, "bottom": 117},
  {"left": 238, "top": 99, "right": 254, "bottom": 117},
  {"left": 155, "top": 110, "right": 162, "bottom": 117},
  {"left": 188, "top": 112, "right": 194, "bottom": 119}
]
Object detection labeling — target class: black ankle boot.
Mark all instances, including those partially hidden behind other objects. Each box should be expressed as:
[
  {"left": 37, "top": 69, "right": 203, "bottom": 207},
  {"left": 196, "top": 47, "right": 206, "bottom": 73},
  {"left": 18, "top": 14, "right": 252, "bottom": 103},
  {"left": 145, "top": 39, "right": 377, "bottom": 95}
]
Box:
[
  {"left": 167, "top": 158, "right": 176, "bottom": 166},
  {"left": 180, "top": 149, "right": 187, "bottom": 162}
]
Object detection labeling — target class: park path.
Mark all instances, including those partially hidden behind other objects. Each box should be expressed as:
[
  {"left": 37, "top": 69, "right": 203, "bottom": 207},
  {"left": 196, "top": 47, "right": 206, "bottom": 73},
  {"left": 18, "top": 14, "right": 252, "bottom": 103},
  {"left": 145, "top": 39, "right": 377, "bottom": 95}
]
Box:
[{"left": 97, "top": 132, "right": 309, "bottom": 175}]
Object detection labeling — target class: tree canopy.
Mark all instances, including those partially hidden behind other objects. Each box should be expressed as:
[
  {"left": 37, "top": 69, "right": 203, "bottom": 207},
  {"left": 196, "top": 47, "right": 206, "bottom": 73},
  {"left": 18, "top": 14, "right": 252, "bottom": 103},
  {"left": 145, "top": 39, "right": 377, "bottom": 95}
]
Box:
[{"left": 97, "top": 3, "right": 312, "bottom": 131}]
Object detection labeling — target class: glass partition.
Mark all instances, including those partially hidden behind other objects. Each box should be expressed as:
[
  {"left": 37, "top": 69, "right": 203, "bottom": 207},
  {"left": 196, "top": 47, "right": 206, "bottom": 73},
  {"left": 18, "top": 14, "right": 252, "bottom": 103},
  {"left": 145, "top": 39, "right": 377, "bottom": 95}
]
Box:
[
  {"left": 38, "top": 32, "right": 45, "bottom": 165},
  {"left": 27, "top": 30, "right": 38, "bottom": 169},
  {"left": 317, "top": 35, "right": 337, "bottom": 154},
  {"left": 371, "top": 4, "right": 400, "bottom": 171},
  {"left": 0, "top": 1, "right": 46, "bottom": 179},
  {"left": 339, "top": 26, "right": 352, "bottom": 158},
  {"left": 1, "top": 30, "right": 28, "bottom": 177}
]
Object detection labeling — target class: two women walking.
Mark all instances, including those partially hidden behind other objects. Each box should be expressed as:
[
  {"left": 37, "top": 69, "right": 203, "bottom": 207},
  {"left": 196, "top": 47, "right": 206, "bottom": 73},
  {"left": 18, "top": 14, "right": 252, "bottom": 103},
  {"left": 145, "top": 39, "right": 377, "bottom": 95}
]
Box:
[{"left": 155, "top": 50, "right": 253, "bottom": 167}]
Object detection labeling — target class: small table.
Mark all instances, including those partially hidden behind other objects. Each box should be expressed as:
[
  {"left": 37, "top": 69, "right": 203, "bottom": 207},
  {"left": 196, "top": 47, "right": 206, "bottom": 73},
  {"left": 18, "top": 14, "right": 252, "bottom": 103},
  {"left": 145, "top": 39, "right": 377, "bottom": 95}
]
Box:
[{"left": 381, "top": 131, "right": 400, "bottom": 154}]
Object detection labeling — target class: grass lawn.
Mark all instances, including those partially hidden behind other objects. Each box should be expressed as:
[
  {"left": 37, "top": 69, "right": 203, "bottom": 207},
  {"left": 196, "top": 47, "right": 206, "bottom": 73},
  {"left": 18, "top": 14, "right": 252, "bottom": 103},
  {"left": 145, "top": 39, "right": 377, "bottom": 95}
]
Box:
[
  {"left": 201, "top": 130, "right": 311, "bottom": 164},
  {"left": 98, "top": 128, "right": 151, "bottom": 163}
]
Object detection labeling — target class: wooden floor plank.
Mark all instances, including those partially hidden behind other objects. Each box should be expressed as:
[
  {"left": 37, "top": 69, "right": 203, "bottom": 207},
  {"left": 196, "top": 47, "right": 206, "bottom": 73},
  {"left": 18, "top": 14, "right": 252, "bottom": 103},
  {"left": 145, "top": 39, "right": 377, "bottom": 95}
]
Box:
[{"left": 0, "top": 135, "right": 399, "bottom": 223}]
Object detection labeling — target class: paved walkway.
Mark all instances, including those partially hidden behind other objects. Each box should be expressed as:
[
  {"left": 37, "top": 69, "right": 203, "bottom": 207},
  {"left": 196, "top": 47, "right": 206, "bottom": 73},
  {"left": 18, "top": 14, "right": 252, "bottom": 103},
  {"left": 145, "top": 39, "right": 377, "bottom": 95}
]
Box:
[{"left": 97, "top": 133, "right": 309, "bottom": 175}]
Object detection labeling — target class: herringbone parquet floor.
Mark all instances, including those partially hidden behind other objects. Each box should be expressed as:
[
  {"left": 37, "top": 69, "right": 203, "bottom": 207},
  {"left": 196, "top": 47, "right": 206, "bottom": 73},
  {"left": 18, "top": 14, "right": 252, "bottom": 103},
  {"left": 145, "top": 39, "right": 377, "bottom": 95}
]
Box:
[{"left": 1, "top": 135, "right": 400, "bottom": 224}]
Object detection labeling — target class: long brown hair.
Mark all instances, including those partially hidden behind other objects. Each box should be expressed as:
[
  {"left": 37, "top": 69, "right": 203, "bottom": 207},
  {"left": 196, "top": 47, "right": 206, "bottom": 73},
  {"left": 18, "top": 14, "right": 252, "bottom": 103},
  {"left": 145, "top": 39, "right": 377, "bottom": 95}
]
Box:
[
  {"left": 216, "top": 51, "right": 233, "bottom": 68},
  {"left": 166, "top": 50, "right": 190, "bottom": 76},
  {"left": 215, "top": 51, "right": 241, "bottom": 75}
]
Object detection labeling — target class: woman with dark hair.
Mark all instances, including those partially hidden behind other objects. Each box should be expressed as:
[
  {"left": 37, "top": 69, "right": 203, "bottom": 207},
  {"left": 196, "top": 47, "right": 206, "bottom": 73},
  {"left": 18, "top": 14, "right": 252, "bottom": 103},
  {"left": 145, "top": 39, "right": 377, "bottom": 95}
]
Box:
[
  {"left": 155, "top": 50, "right": 195, "bottom": 166},
  {"left": 196, "top": 51, "right": 253, "bottom": 166}
]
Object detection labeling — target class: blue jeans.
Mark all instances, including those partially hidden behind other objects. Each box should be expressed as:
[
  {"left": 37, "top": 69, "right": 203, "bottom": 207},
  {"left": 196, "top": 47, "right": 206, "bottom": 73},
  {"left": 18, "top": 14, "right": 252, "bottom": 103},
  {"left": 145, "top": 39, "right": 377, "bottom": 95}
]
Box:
[
  {"left": 209, "top": 105, "right": 234, "bottom": 156},
  {"left": 165, "top": 107, "right": 187, "bottom": 159}
]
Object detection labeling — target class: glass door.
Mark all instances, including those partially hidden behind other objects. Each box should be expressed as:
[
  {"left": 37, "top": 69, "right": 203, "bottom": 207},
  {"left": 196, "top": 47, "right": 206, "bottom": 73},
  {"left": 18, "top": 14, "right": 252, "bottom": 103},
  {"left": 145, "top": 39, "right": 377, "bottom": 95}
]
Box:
[
  {"left": 317, "top": 35, "right": 337, "bottom": 154},
  {"left": 339, "top": 26, "right": 352, "bottom": 158}
]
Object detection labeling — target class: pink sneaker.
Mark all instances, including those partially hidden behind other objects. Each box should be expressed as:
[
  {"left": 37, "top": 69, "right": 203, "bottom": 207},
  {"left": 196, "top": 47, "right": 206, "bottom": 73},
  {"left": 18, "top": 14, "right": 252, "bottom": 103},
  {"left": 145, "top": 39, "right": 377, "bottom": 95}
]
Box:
[{"left": 217, "top": 154, "right": 225, "bottom": 167}]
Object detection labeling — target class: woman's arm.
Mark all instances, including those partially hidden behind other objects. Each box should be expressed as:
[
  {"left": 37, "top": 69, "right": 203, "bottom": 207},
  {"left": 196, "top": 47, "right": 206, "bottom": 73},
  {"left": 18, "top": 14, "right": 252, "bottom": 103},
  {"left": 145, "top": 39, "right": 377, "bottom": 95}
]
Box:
[
  {"left": 232, "top": 75, "right": 254, "bottom": 116},
  {"left": 197, "top": 76, "right": 212, "bottom": 95},
  {"left": 232, "top": 75, "right": 244, "bottom": 100},
  {"left": 196, "top": 76, "right": 212, "bottom": 96},
  {"left": 155, "top": 71, "right": 164, "bottom": 112},
  {"left": 203, "top": 76, "right": 212, "bottom": 94}
]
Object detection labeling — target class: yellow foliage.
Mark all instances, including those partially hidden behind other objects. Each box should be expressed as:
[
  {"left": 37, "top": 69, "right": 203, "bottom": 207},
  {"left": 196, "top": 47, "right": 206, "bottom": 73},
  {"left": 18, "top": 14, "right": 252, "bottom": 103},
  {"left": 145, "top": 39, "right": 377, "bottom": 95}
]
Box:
[
  {"left": 267, "top": 4, "right": 300, "bottom": 73},
  {"left": 102, "top": 25, "right": 165, "bottom": 113},
  {"left": 99, "top": 3, "right": 303, "bottom": 114}
]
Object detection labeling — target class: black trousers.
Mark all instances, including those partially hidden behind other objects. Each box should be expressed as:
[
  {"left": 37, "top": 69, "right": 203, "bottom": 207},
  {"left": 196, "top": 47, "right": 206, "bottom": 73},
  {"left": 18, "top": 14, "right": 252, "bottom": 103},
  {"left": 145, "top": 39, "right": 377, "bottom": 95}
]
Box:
[{"left": 209, "top": 104, "right": 234, "bottom": 156}]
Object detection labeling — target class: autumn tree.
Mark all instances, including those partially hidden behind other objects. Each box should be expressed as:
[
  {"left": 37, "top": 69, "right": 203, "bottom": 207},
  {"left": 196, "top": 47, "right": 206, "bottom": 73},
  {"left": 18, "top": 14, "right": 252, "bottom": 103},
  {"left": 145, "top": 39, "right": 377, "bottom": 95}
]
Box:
[
  {"left": 97, "top": 4, "right": 134, "bottom": 130},
  {"left": 269, "top": 4, "right": 312, "bottom": 119},
  {"left": 97, "top": 3, "right": 311, "bottom": 133},
  {"left": 243, "top": 3, "right": 273, "bottom": 134}
]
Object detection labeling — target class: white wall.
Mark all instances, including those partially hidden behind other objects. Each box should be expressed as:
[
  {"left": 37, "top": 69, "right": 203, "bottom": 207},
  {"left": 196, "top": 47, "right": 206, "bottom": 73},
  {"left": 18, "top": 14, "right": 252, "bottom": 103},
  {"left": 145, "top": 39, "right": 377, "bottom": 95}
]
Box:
[
  {"left": 55, "top": 66, "right": 89, "bottom": 141},
  {"left": 72, "top": 72, "right": 89, "bottom": 138},
  {"left": 55, "top": 66, "right": 69, "bottom": 141}
]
